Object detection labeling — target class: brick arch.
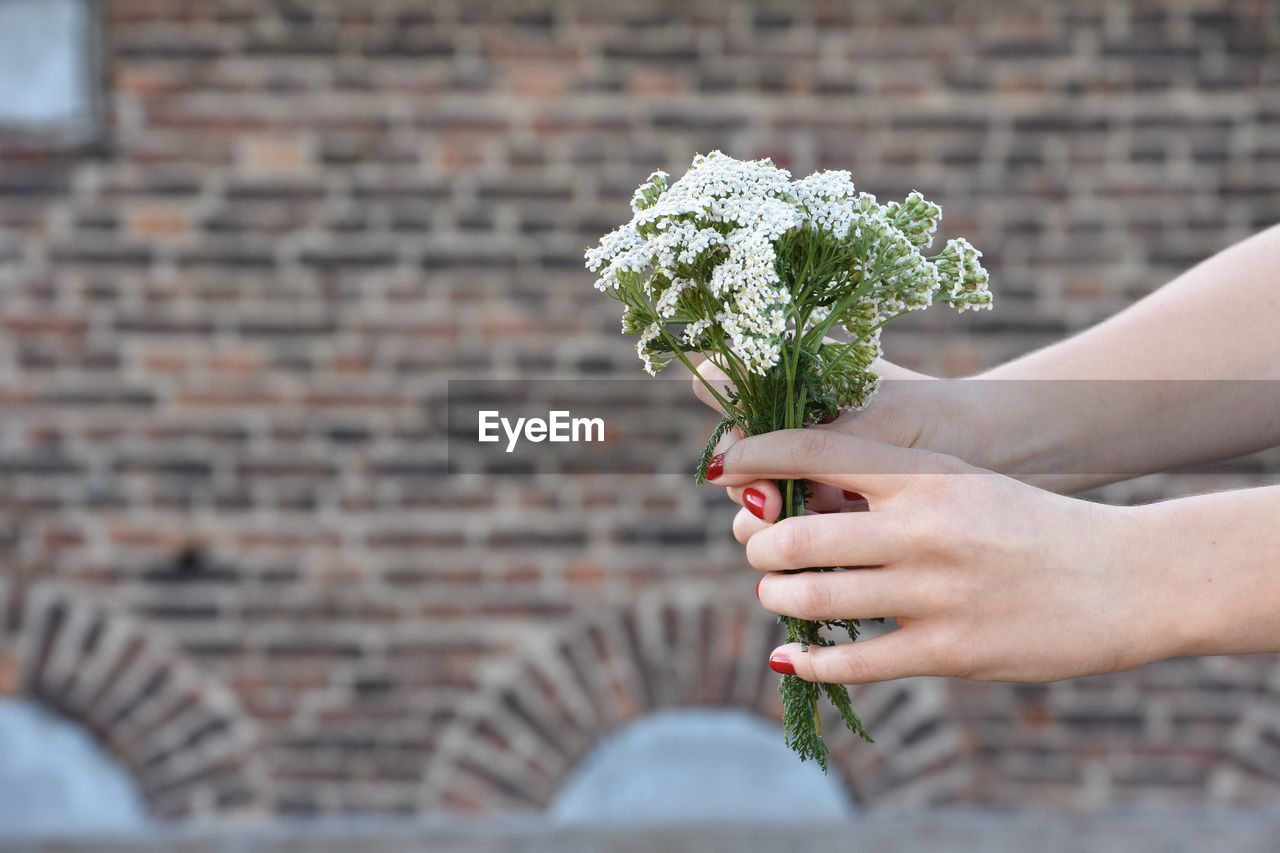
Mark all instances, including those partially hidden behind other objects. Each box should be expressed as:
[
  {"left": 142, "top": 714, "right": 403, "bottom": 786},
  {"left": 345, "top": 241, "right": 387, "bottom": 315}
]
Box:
[
  {"left": 0, "top": 578, "right": 268, "bottom": 820},
  {"left": 422, "top": 590, "right": 971, "bottom": 813}
]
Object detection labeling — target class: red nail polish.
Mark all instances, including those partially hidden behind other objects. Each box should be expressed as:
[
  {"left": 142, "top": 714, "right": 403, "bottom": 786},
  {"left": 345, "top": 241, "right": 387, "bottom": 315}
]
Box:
[
  {"left": 705, "top": 453, "right": 725, "bottom": 481},
  {"left": 743, "top": 487, "right": 766, "bottom": 520},
  {"left": 769, "top": 654, "right": 795, "bottom": 676},
  {"left": 842, "top": 490, "right": 866, "bottom": 502}
]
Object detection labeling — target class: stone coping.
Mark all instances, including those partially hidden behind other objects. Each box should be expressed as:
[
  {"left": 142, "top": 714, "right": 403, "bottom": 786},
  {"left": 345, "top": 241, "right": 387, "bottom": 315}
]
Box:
[{"left": 4, "top": 810, "right": 1280, "bottom": 853}]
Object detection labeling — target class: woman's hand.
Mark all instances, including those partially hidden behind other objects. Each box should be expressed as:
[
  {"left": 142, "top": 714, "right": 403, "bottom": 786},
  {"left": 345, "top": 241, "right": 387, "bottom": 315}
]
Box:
[
  {"left": 705, "top": 428, "right": 1190, "bottom": 684},
  {"left": 692, "top": 358, "right": 1002, "bottom": 518}
]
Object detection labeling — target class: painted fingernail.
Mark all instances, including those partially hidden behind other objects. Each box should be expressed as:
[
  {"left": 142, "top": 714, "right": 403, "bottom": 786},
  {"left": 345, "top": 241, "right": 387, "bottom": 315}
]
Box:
[
  {"left": 769, "top": 653, "right": 795, "bottom": 676},
  {"left": 842, "top": 490, "right": 866, "bottom": 502},
  {"left": 743, "top": 487, "right": 766, "bottom": 520},
  {"left": 705, "top": 453, "right": 725, "bottom": 481}
]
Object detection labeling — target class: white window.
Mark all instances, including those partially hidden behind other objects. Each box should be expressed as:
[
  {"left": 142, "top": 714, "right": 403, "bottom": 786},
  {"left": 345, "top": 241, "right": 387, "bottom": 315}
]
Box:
[
  {"left": 0, "top": 0, "right": 98, "bottom": 133},
  {"left": 551, "top": 708, "right": 855, "bottom": 822},
  {"left": 0, "top": 698, "right": 147, "bottom": 838}
]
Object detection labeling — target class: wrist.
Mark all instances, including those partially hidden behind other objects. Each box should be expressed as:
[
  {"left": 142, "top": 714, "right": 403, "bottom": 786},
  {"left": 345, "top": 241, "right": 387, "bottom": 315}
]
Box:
[
  {"left": 960, "top": 373, "right": 1105, "bottom": 493},
  {"left": 952, "top": 375, "right": 1055, "bottom": 480},
  {"left": 1117, "top": 501, "right": 1217, "bottom": 663}
]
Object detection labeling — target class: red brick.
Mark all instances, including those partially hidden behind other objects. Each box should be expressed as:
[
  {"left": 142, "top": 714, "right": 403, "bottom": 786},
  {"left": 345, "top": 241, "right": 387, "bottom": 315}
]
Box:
[
  {"left": 626, "top": 68, "right": 685, "bottom": 95},
  {"left": 237, "top": 136, "right": 315, "bottom": 177},
  {"left": 126, "top": 206, "right": 191, "bottom": 240}
]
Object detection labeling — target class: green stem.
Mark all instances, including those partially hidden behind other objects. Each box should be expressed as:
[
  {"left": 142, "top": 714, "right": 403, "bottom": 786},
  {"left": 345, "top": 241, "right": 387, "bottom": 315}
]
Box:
[{"left": 659, "top": 330, "right": 745, "bottom": 431}]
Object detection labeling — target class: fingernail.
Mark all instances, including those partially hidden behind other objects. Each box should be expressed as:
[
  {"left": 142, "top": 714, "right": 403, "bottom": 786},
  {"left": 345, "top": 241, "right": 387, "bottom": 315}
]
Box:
[
  {"left": 755, "top": 576, "right": 763, "bottom": 599},
  {"left": 705, "top": 453, "right": 725, "bottom": 481},
  {"left": 769, "top": 653, "right": 795, "bottom": 676},
  {"left": 743, "top": 487, "right": 766, "bottom": 520},
  {"left": 842, "top": 490, "right": 866, "bottom": 502}
]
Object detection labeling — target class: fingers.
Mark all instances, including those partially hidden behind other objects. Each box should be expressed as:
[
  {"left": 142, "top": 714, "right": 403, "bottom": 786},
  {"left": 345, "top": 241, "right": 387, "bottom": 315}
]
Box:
[
  {"left": 726, "top": 481, "right": 863, "bottom": 516},
  {"left": 732, "top": 507, "right": 770, "bottom": 545},
  {"left": 757, "top": 567, "right": 925, "bottom": 620},
  {"left": 806, "top": 482, "right": 866, "bottom": 514},
  {"left": 689, "top": 357, "right": 737, "bottom": 415},
  {"left": 770, "top": 629, "right": 934, "bottom": 684},
  {"left": 706, "top": 428, "right": 949, "bottom": 494},
  {"left": 745, "top": 513, "right": 907, "bottom": 572},
  {"left": 728, "top": 481, "right": 782, "bottom": 521},
  {"left": 868, "top": 357, "right": 930, "bottom": 381}
]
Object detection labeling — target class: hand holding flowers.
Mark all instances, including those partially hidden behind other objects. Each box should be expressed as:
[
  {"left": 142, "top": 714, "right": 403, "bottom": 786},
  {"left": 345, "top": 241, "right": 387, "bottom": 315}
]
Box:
[
  {"left": 704, "top": 429, "right": 1183, "bottom": 685},
  {"left": 586, "top": 151, "right": 992, "bottom": 766}
]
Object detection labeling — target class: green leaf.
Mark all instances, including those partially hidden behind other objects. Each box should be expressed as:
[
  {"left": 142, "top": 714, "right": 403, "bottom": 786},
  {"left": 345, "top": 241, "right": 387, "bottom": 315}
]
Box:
[
  {"left": 822, "top": 682, "right": 874, "bottom": 743},
  {"left": 780, "top": 674, "right": 829, "bottom": 771},
  {"left": 694, "top": 417, "right": 735, "bottom": 484},
  {"left": 817, "top": 340, "right": 880, "bottom": 410}
]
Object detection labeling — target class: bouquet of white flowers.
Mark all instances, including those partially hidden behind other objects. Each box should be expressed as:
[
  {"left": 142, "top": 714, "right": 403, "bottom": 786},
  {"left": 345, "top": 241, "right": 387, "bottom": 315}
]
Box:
[{"left": 586, "top": 151, "right": 992, "bottom": 768}]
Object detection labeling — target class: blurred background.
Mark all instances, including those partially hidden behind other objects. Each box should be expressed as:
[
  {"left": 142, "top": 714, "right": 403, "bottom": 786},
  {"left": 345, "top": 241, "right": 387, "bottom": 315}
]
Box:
[{"left": 1, "top": 0, "right": 1279, "bottom": 849}]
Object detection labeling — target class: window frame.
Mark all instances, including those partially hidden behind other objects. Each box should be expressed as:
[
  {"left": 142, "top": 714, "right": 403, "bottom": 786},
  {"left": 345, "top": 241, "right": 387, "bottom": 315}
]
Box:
[{"left": 0, "top": 0, "right": 106, "bottom": 150}]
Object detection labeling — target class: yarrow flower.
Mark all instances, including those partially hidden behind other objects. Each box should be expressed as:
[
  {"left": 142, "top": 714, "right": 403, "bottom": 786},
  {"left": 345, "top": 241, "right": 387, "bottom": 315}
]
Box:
[
  {"left": 585, "top": 150, "right": 991, "bottom": 405},
  {"left": 586, "top": 151, "right": 994, "bottom": 768}
]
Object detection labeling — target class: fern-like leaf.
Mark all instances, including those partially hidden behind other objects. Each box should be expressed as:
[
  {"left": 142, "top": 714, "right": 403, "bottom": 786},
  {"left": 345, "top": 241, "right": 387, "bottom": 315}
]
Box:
[{"left": 694, "top": 416, "right": 735, "bottom": 484}]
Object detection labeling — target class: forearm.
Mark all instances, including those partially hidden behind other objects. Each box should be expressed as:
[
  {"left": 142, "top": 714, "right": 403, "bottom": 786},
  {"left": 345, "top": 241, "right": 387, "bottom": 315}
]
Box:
[
  {"left": 975, "top": 225, "right": 1280, "bottom": 490},
  {"left": 1132, "top": 485, "right": 1280, "bottom": 660}
]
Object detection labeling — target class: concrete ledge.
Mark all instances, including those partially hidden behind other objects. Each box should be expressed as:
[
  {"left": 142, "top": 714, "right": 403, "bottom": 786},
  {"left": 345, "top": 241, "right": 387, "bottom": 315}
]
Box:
[{"left": 5, "top": 811, "right": 1280, "bottom": 853}]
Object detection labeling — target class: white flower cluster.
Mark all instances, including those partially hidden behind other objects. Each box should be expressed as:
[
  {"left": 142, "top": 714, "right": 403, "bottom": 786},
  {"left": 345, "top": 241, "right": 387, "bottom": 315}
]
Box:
[
  {"left": 586, "top": 151, "right": 992, "bottom": 380},
  {"left": 934, "top": 237, "right": 994, "bottom": 312},
  {"left": 790, "top": 169, "right": 857, "bottom": 235},
  {"left": 635, "top": 322, "right": 668, "bottom": 376}
]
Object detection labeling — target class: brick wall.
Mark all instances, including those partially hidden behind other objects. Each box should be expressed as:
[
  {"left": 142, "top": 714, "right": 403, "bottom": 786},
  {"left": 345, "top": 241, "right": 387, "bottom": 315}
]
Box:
[{"left": 1, "top": 0, "right": 1279, "bottom": 821}]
